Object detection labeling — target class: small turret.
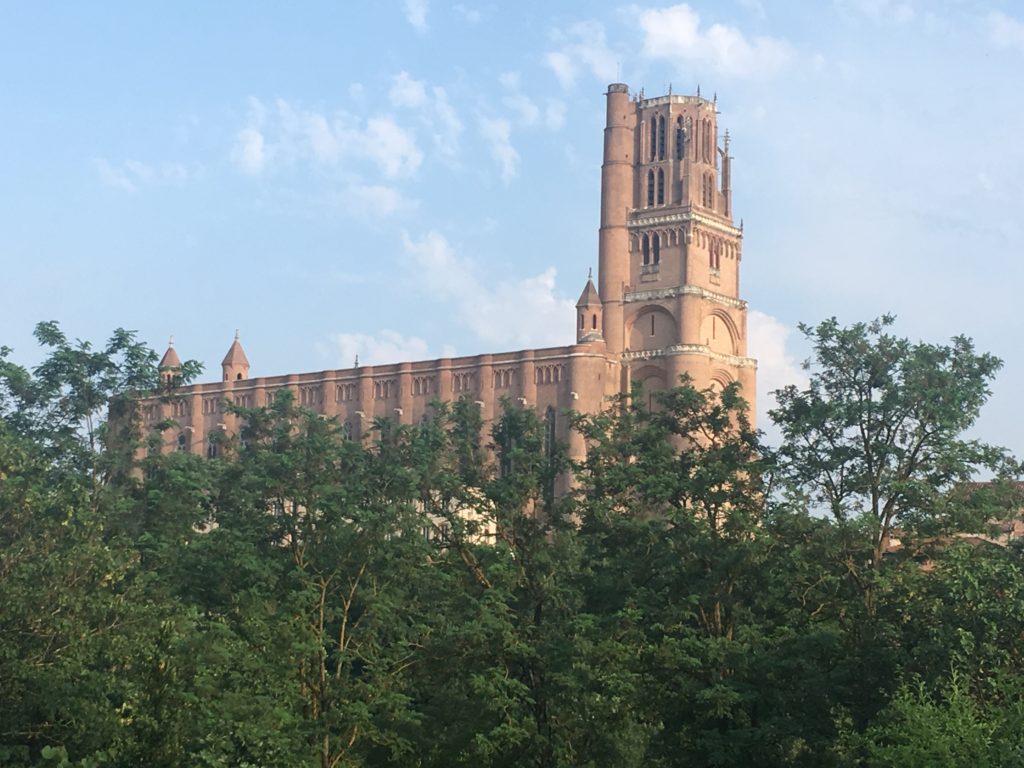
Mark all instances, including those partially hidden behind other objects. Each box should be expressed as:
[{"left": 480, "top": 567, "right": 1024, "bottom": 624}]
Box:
[
  {"left": 575, "top": 271, "right": 604, "bottom": 344},
  {"left": 158, "top": 337, "right": 182, "bottom": 386},
  {"left": 221, "top": 330, "right": 250, "bottom": 381}
]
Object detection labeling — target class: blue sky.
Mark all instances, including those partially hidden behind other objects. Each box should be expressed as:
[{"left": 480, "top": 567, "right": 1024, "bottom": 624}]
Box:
[{"left": 2, "top": 1, "right": 1023, "bottom": 451}]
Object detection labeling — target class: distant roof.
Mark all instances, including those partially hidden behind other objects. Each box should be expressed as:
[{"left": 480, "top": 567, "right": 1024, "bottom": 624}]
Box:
[
  {"left": 222, "top": 333, "right": 250, "bottom": 368},
  {"left": 576, "top": 278, "right": 600, "bottom": 308},
  {"left": 158, "top": 341, "right": 182, "bottom": 369}
]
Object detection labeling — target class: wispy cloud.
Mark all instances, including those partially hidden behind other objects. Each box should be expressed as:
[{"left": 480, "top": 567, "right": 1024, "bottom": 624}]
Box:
[
  {"left": 388, "top": 71, "right": 464, "bottom": 159},
  {"left": 835, "top": 0, "right": 915, "bottom": 23},
  {"left": 94, "top": 158, "right": 193, "bottom": 192},
  {"left": 403, "top": 0, "right": 429, "bottom": 33},
  {"left": 544, "top": 20, "right": 619, "bottom": 90},
  {"left": 987, "top": 10, "right": 1024, "bottom": 52},
  {"left": 323, "top": 329, "right": 434, "bottom": 367},
  {"left": 231, "top": 97, "right": 423, "bottom": 179},
  {"left": 402, "top": 230, "right": 575, "bottom": 349},
  {"left": 499, "top": 72, "right": 565, "bottom": 131},
  {"left": 638, "top": 4, "right": 793, "bottom": 78},
  {"left": 341, "top": 184, "right": 418, "bottom": 218},
  {"left": 478, "top": 117, "right": 519, "bottom": 183},
  {"left": 747, "top": 310, "right": 807, "bottom": 443}
]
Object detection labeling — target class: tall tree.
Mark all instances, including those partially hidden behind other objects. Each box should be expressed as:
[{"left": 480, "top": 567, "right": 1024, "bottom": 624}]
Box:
[{"left": 771, "top": 315, "right": 1018, "bottom": 571}]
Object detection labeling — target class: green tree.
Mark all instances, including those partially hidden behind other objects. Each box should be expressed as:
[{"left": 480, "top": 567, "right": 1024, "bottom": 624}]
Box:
[{"left": 771, "top": 315, "right": 1018, "bottom": 572}]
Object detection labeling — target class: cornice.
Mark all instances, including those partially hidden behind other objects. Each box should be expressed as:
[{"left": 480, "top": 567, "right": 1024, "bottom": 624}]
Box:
[
  {"left": 628, "top": 208, "right": 742, "bottom": 238},
  {"left": 624, "top": 284, "right": 747, "bottom": 310},
  {"left": 622, "top": 344, "right": 757, "bottom": 369}
]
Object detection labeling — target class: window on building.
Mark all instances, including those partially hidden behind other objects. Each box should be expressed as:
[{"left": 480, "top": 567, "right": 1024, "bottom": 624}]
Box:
[
  {"left": 650, "top": 117, "right": 657, "bottom": 161},
  {"left": 653, "top": 234, "right": 660, "bottom": 264},
  {"left": 657, "top": 168, "right": 664, "bottom": 205},
  {"left": 176, "top": 432, "right": 187, "bottom": 452},
  {"left": 657, "top": 115, "right": 666, "bottom": 160},
  {"left": 676, "top": 116, "right": 684, "bottom": 160},
  {"left": 642, "top": 233, "right": 650, "bottom": 265},
  {"left": 592, "top": 313, "right": 597, "bottom": 329},
  {"left": 647, "top": 170, "right": 655, "bottom": 206}
]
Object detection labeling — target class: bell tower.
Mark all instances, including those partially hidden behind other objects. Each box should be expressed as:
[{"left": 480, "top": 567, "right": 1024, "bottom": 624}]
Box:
[{"left": 596, "top": 84, "right": 756, "bottom": 417}]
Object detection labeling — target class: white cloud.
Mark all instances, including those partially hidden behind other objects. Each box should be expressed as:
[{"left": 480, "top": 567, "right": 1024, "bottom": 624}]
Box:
[
  {"left": 233, "top": 98, "right": 423, "bottom": 179},
  {"left": 544, "top": 20, "right": 618, "bottom": 90},
  {"left": 327, "top": 329, "right": 433, "bottom": 367},
  {"left": 987, "top": 11, "right": 1024, "bottom": 51},
  {"left": 747, "top": 310, "right": 808, "bottom": 435},
  {"left": 389, "top": 71, "right": 428, "bottom": 108},
  {"left": 403, "top": 0, "right": 428, "bottom": 33},
  {"left": 638, "top": 4, "right": 793, "bottom": 78},
  {"left": 388, "top": 72, "right": 464, "bottom": 159},
  {"left": 233, "top": 127, "right": 267, "bottom": 175},
  {"left": 342, "top": 184, "right": 418, "bottom": 218},
  {"left": 363, "top": 117, "right": 423, "bottom": 177},
  {"left": 498, "top": 72, "right": 565, "bottom": 132},
  {"left": 454, "top": 3, "right": 482, "bottom": 23},
  {"left": 94, "top": 158, "right": 193, "bottom": 191},
  {"left": 835, "top": 0, "right": 915, "bottom": 23},
  {"left": 402, "top": 231, "right": 575, "bottom": 349},
  {"left": 478, "top": 117, "right": 519, "bottom": 183}
]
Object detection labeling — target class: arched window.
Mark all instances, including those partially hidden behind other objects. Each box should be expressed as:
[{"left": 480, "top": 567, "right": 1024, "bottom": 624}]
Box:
[
  {"left": 176, "top": 432, "right": 187, "bottom": 452},
  {"left": 592, "top": 313, "right": 597, "bottom": 329},
  {"left": 647, "top": 170, "right": 655, "bottom": 206},
  {"left": 650, "top": 117, "right": 657, "bottom": 161},
  {"left": 207, "top": 438, "right": 218, "bottom": 459},
  {"left": 342, "top": 420, "right": 353, "bottom": 441},
  {"left": 657, "top": 115, "right": 666, "bottom": 160},
  {"left": 657, "top": 168, "right": 665, "bottom": 205},
  {"left": 642, "top": 233, "right": 650, "bottom": 265},
  {"left": 675, "top": 116, "right": 684, "bottom": 160},
  {"left": 652, "top": 234, "right": 660, "bottom": 264},
  {"left": 580, "top": 313, "right": 585, "bottom": 329},
  {"left": 236, "top": 372, "right": 242, "bottom": 380}
]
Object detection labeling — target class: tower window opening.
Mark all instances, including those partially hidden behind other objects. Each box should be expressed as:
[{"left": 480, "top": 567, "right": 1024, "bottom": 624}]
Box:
[
  {"left": 650, "top": 314, "right": 656, "bottom": 336},
  {"left": 650, "top": 117, "right": 657, "bottom": 161},
  {"left": 592, "top": 313, "right": 597, "bottom": 329},
  {"left": 675, "top": 116, "right": 684, "bottom": 160},
  {"left": 657, "top": 115, "right": 666, "bottom": 160},
  {"left": 236, "top": 372, "right": 242, "bottom": 380},
  {"left": 642, "top": 233, "right": 650, "bottom": 265},
  {"left": 647, "top": 170, "right": 655, "bottom": 206},
  {"left": 176, "top": 432, "right": 187, "bottom": 452},
  {"left": 580, "top": 313, "right": 585, "bottom": 329},
  {"left": 657, "top": 169, "right": 664, "bottom": 205},
  {"left": 653, "top": 234, "right": 660, "bottom": 265}
]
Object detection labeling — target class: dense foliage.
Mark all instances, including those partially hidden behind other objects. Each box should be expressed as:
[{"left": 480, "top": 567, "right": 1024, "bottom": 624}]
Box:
[{"left": 1, "top": 318, "right": 1023, "bottom": 767}]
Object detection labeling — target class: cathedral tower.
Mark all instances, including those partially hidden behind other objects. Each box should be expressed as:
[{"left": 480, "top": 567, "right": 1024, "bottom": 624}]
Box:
[{"left": 597, "top": 84, "right": 756, "bottom": 414}]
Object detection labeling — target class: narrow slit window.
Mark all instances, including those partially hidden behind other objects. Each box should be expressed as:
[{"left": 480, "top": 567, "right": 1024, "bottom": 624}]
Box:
[
  {"left": 650, "top": 117, "right": 657, "bottom": 161},
  {"left": 658, "top": 115, "right": 666, "bottom": 160},
  {"left": 650, "top": 314, "right": 656, "bottom": 336},
  {"left": 657, "top": 169, "right": 664, "bottom": 205},
  {"left": 647, "top": 170, "right": 655, "bottom": 206},
  {"left": 653, "top": 235, "right": 660, "bottom": 264},
  {"left": 642, "top": 234, "right": 650, "bottom": 265}
]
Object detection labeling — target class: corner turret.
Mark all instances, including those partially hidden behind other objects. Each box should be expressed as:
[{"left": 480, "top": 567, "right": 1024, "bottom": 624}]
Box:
[
  {"left": 221, "top": 330, "right": 250, "bottom": 381},
  {"left": 158, "top": 337, "right": 182, "bottom": 386},
  {"left": 575, "top": 271, "right": 604, "bottom": 343}
]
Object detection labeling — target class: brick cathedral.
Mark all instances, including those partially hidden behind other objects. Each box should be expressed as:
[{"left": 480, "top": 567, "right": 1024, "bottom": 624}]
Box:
[{"left": 145, "top": 83, "right": 757, "bottom": 464}]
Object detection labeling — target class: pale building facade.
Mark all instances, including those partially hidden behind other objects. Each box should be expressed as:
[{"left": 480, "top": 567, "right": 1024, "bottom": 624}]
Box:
[{"left": 144, "top": 84, "right": 757, "bottom": 462}]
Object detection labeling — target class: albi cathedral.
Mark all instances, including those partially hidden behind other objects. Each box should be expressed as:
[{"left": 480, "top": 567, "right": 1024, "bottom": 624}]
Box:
[{"left": 144, "top": 83, "right": 757, "bottom": 464}]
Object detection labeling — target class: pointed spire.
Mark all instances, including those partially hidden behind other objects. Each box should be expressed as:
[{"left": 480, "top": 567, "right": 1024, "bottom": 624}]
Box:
[
  {"left": 158, "top": 336, "right": 182, "bottom": 370},
  {"left": 576, "top": 273, "right": 600, "bottom": 308}
]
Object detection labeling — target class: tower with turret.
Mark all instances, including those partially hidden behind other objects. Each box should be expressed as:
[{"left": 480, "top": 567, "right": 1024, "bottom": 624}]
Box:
[{"left": 593, "top": 83, "right": 755, "bottom": 414}]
